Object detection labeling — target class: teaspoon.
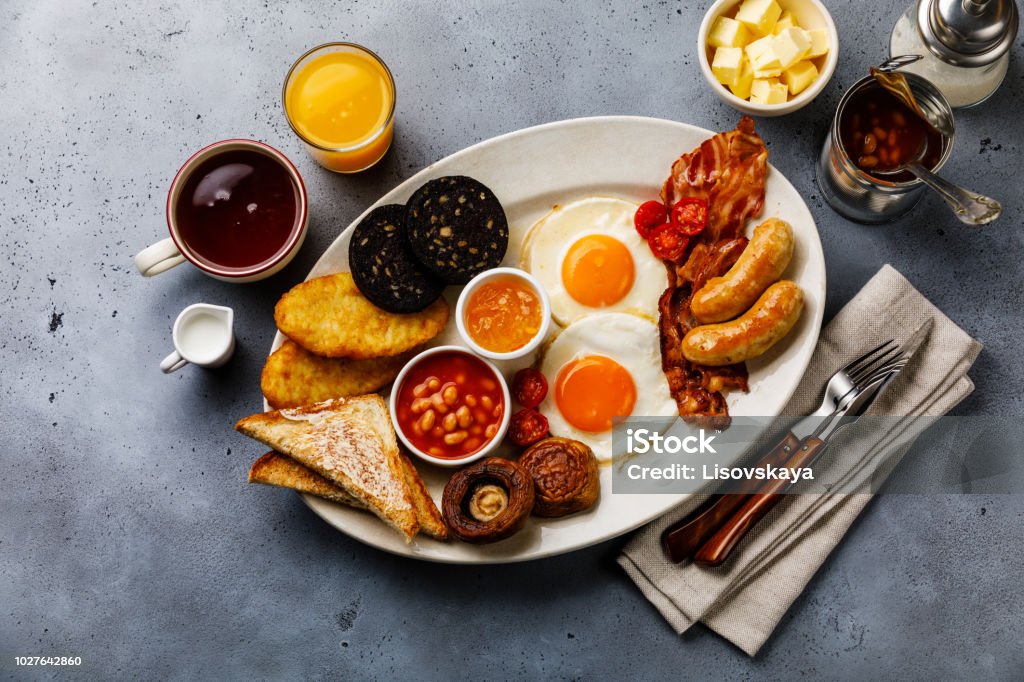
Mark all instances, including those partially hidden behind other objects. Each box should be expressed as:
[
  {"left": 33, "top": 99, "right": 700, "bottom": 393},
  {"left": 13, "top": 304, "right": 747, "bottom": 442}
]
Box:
[
  {"left": 875, "top": 142, "right": 1002, "bottom": 226},
  {"left": 900, "top": 162, "right": 1002, "bottom": 226}
]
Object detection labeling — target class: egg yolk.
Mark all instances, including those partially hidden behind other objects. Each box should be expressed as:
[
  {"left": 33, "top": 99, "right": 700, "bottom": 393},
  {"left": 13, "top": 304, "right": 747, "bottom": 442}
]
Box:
[
  {"left": 561, "top": 234, "right": 635, "bottom": 308},
  {"left": 554, "top": 355, "right": 637, "bottom": 433}
]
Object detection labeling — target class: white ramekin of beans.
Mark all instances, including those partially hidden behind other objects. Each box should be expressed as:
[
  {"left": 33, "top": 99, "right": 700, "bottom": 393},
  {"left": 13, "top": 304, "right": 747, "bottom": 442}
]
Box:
[{"left": 389, "top": 345, "right": 512, "bottom": 467}]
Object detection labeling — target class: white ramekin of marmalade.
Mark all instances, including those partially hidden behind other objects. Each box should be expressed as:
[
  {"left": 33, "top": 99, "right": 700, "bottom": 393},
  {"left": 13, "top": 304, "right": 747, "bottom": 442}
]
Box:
[{"left": 454, "top": 267, "right": 552, "bottom": 361}]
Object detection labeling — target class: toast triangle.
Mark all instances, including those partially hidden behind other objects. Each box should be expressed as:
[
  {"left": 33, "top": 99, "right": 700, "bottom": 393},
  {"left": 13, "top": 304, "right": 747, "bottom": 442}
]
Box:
[
  {"left": 236, "top": 396, "right": 419, "bottom": 542},
  {"left": 248, "top": 450, "right": 448, "bottom": 541},
  {"left": 248, "top": 451, "right": 367, "bottom": 509},
  {"left": 396, "top": 452, "right": 448, "bottom": 540}
]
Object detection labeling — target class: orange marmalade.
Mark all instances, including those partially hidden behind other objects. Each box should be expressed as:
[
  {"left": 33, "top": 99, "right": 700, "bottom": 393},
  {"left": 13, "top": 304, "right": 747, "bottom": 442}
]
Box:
[{"left": 464, "top": 276, "right": 542, "bottom": 353}]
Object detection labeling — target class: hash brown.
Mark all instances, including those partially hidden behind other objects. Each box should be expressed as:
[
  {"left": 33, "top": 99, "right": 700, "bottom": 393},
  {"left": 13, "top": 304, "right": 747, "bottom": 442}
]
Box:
[
  {"left": 261, "top": 339, "right": 410, "bottom": 409},
  {"left": 274, "top": 272, "right": 449, "bottom": 359}
]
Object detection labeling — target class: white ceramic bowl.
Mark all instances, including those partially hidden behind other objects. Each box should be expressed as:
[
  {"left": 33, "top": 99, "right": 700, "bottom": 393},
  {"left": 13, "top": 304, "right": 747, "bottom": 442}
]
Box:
[
  {"left": 697, "top": 0, "right": 839, "bottom": 117},
  {"left": 389, "top": 345, "right": 512, "bottom": 468},
  {"left": 454, "top": 267, "right": 552, "bottom": 361}
]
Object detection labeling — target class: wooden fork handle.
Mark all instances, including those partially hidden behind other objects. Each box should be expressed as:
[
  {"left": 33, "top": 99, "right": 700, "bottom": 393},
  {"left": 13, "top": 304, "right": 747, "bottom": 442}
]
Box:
[
  {"left": 661, "top": 432, "right": 802, "bottom": 563},
  {"left": 694, "top": 436, "right": 826, "bottom": 567}
]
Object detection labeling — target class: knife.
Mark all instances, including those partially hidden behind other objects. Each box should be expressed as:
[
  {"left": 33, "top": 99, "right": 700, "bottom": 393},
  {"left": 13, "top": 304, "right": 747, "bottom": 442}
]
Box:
[{"left": 663, "top": 323, "right": 929, "bottom": 566}]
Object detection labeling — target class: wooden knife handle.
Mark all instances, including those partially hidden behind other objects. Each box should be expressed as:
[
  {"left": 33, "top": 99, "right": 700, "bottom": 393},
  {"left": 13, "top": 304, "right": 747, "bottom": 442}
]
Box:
[
  {"left": 661, "top": 432, "right": 802, "bottom": 563},
  {"left": 693, "top": 436, "right": 826, "bottom": 567}
]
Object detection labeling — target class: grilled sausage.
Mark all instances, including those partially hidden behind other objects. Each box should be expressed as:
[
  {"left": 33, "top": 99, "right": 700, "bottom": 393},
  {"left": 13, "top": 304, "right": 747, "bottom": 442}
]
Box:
[
  {"left": 690, "top": 218, "right": 794, "bottom": 324},
  {"left": 682, "top": 280, "right": 803, "bottom": 366}
]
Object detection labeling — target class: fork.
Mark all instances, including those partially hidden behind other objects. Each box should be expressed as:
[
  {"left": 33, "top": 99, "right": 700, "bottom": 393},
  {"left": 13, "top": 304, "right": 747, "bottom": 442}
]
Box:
[
  {"left": 691, "top": 355, "right": 908, "bottom": 566},
  {"left": 812, "top": 339, "right": 908, "bottom": 417},
  {"left": 661, "top": 339, "right": 912, "bottom": 564}
]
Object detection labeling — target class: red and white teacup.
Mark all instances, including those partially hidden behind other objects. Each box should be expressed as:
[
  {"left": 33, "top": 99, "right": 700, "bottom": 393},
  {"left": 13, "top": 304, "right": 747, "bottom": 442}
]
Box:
[{"left": 134, "top": 139, "right": 308, "bottom": 283}]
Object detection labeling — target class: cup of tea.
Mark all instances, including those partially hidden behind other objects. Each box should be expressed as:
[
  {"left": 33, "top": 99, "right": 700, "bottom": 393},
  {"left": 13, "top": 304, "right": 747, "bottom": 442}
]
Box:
[
  {"left": 134, "top": 139, "right": 308, "bottom": 282},
  {"left": 161, "top": 303, "right": 236, "bottom": 373}
]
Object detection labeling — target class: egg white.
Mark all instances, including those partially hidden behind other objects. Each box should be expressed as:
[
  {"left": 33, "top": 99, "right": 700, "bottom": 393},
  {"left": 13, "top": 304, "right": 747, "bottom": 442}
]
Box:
[
  {"left": 537, "top": 313, "right": 677, "bottom": 461},
  {"left": 520, "top": 197, "right": 667, "bottom": 326}
]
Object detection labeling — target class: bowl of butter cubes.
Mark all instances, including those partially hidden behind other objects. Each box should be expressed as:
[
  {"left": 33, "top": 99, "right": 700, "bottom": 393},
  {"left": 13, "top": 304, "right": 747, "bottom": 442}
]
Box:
[{"left": 698, "top": 0, "right": 838, "bottom": 116}]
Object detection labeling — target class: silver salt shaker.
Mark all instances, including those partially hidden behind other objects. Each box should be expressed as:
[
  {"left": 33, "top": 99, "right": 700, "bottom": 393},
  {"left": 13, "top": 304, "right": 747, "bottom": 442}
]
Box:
[{"left": 889, "top": 0, "right": 1019, "bottom": 108}]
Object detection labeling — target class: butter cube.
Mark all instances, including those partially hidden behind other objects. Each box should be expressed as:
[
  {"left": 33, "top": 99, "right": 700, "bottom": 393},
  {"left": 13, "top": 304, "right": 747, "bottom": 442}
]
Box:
[
  {"left": 749, "top": 78, "right": 772, "bottom": 102},
  {"left": 750, "top": 78, "right": 788, "bottom": 104},
  {"left": 769, "top": 80, "right": 790, "bottom": 102},
  {"left": 773, "top": 27, "right": 811, "bottom": 70},
  {"left": 735, "top": 0, "right": 782, "bottom": 36},
  {"left": 753, "top": 67, "right": 782, "bottom": 78},
  {"left": 781, "top": 59, "right": 819, "bottom": 95},
  {"left": 729, "top": 57, "right": 755, "bottom": 99},
  {"left": 803, "top": 27, "right": 830, "bottom": 58},
  {"left": 772, "top": 10, "right": 796, "bottom": 34},
  {"left": 744, "top": 34, "right": 775, "bottom": 62},
  {"left": 708, "top": 16, "right": 751, "bottom": 48},
  {"left": 712, "top": 47, "right": 745, "bottom": 88},
  {"left": 753, "top": 46, "right": 782, "bottom": 77},
  {"left": 749, "top": 40, "right": 778, "bottom": 68},
  {"left": 752, "top": 45, "right": 782, "bottom": 73}
]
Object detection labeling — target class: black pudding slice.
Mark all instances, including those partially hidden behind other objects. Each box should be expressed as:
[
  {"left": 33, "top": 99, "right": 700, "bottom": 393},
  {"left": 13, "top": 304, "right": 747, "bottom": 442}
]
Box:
[
  {"left": 348, "top": 204, "right": 446, "bottom": 313},
  {"left": 405, "top": 176, "right": 509, "bottom": 284}
]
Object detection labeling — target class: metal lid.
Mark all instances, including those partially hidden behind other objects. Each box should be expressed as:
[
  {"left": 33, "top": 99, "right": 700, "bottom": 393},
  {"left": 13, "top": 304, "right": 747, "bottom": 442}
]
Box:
[{"left": 917, "top": 0, "right": 1019, "bottom": 66}]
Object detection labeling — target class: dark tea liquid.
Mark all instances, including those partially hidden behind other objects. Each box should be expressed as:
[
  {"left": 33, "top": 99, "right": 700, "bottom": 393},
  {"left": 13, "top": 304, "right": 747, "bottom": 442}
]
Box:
[{"left": 176, "top": 149, "right": 298, "bottom": 270}]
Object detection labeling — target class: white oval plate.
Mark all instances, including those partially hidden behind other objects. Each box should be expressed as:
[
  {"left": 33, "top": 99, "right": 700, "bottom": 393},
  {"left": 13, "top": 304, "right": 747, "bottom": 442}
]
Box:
[{"left": 269, "top": 116, "right": 825, "bottom": 564}]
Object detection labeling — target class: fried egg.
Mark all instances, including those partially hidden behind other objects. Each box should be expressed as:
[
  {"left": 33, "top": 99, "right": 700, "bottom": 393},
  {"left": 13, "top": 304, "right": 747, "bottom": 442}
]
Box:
[
  {"left": 537, "top": 313, "right": 677, "bottom": 461},
  {"left": 520, "top": 197, "right": 667, "bottom": 326}
]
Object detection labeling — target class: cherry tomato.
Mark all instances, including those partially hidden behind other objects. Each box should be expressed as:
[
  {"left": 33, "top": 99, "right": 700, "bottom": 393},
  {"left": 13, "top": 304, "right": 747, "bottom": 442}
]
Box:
[
  {"left": 648, "top": 222, "right": 689, "bottom": 261},
  {"left": 671, "top": 197, "right": 709, "bottom": 236},
  {"left": 633, "top": 200, "right": 668, "bottom": 239},
  {"left": 512, "top": 368, "right": 548, "bottom": 408},
  {"left": 508, "top": 408, "right": 549, "bottom": 447}
]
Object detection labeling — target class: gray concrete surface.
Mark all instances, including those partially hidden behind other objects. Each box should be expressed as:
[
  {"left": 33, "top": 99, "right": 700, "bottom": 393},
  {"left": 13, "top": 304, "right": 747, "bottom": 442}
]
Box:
[{"left": 1, "top": 0, "right": 1022, "bottom": 679}]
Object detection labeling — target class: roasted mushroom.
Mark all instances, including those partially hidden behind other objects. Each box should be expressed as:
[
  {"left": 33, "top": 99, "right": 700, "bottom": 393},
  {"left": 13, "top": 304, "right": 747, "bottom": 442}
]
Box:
[
  {"left": 519, "top": 437, "right": 600, "bottom": 517},
  {"left": 441, "top": 458, "right": 534, "bottom": 543}
]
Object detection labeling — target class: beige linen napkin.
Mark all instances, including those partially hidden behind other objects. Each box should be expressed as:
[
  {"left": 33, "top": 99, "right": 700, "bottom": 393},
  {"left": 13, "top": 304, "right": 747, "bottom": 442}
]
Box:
[{"left": 618, "top": 264, "right": 982, "bottom": 656}]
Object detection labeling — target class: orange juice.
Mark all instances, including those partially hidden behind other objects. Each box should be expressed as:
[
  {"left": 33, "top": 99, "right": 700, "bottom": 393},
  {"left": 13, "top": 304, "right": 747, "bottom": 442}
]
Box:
[{"left": 283, "top": 44, "right": 395, "bottom": 173}]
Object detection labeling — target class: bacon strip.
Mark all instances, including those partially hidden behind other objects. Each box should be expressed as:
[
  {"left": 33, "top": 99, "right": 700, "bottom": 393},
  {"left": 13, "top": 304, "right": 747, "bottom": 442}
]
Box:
[
  {"left": 662, "top": 116, "right": 768, "bottom": 242},
  {"left": 657, "top": 117, "right": 768, "bottom": 426}
]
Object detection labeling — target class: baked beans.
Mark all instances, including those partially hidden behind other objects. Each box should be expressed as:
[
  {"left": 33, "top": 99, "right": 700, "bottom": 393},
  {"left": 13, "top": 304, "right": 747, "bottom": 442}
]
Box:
[
  {"left": 839, "top": 84, "right": 943, "bottom": 182},
  {"left": 395, "top": 351, "right": 505, "bottom": 460}
]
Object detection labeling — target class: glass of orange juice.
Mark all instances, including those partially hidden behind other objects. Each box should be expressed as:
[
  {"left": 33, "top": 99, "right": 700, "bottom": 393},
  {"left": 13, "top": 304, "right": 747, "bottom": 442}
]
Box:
[{"left": 282, "top": 43, "right": 396, "bottom": 173}]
